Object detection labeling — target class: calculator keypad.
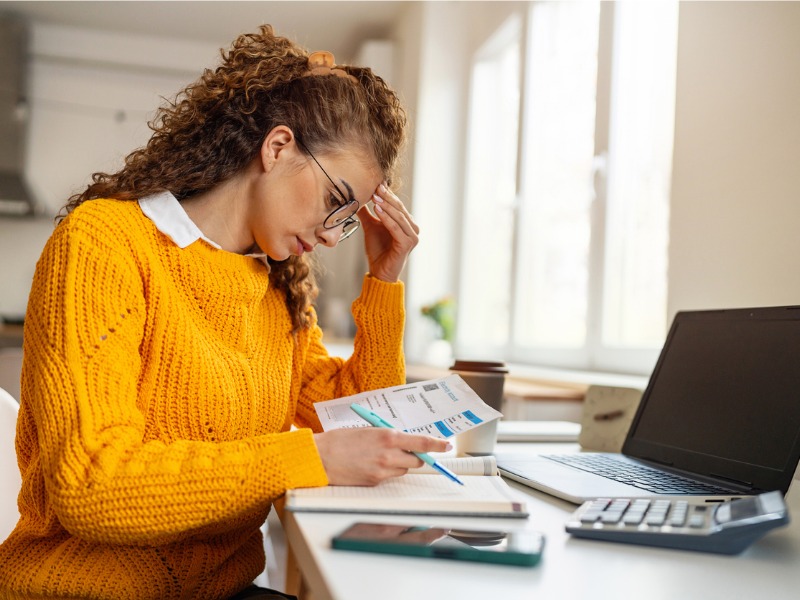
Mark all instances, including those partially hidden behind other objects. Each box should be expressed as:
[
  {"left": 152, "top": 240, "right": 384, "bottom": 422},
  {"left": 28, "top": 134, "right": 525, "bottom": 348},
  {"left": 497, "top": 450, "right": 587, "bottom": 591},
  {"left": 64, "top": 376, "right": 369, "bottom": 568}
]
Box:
[
  {"left": 572, "top": 497, "right": 709, "bottom": 534},
  {"left": 564, "top": 491, "right": 790, "bottom": 555}
]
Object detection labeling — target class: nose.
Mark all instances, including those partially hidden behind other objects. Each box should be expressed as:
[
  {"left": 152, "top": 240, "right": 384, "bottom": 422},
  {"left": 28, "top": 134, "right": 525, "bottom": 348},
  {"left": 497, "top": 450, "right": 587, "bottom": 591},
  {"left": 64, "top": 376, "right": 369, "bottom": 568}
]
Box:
[{"left": 316, "top": 227, "right": 341, "bottom": 248}]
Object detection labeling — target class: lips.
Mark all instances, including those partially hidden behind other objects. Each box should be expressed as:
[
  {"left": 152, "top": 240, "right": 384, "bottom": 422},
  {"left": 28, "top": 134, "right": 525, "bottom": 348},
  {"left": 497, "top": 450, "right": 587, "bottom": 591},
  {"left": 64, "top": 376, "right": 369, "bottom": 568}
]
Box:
[{"left": 296, "top": 237, "right": 313, "bottom": 255}]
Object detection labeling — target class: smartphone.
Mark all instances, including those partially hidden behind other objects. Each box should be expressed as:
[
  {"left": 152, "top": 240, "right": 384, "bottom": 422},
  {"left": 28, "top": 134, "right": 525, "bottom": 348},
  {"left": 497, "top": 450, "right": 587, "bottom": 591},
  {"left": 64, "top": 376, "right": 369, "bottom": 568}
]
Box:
[{"left": 331, "top": 522, "right": 545, "bottom": 567}]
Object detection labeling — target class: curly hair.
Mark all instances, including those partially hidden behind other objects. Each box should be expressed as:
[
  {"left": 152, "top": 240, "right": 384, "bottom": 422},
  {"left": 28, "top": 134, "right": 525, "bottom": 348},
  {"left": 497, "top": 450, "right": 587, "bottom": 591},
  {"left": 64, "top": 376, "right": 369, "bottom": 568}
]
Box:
[{"left": 60, "top": 24, "right": 407, "bottom": 333}]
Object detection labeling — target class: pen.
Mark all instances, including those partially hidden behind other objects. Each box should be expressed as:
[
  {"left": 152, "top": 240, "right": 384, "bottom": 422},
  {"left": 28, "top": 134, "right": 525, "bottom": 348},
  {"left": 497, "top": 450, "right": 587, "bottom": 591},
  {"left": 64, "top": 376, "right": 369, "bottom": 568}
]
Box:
[{"left": 350, "top": 403, "right": 465, "bottom": 486}]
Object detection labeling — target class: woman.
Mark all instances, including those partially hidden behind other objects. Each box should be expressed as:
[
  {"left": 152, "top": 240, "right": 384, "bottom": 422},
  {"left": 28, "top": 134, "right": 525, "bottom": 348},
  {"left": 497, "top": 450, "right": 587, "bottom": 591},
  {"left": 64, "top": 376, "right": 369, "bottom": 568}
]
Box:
[{"left": 0, "top": 25, "right": 448, "bottom": 599}]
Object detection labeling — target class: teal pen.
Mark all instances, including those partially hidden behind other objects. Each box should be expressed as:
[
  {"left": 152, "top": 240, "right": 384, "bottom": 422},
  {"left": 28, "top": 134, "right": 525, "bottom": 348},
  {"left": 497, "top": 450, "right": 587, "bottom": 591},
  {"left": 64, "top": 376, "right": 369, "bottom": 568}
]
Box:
[{"left": 350, "top": 403, "right": 465, "bottom": 486}]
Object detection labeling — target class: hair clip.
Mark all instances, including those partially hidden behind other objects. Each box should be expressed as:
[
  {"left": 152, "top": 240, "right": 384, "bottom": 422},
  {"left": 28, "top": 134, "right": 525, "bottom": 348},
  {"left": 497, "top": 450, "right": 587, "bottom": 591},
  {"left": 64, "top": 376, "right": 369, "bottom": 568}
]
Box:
[
  {"left": 304, "top": 50, "right": 358, "bottom": 83},
  {"left": 308, "top": 51, "right": 335, "bottom": 69}
]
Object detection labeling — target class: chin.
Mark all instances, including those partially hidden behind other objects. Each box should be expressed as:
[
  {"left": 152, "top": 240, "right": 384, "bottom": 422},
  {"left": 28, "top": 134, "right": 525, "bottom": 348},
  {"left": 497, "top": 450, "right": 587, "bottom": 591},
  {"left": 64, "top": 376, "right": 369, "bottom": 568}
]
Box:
[
  {"left": 268, "top": 251, "right": 291, "bottom": 262},
  {"left": 254, "top": 241, "right": 286, "bottom": 262}
]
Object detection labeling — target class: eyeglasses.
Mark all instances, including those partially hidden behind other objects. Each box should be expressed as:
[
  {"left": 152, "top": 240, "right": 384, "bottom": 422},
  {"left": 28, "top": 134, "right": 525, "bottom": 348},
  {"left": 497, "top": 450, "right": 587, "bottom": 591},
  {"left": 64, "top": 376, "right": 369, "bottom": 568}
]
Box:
[{"left": 297, "top": 139, "right": 361, "bottom": 241}]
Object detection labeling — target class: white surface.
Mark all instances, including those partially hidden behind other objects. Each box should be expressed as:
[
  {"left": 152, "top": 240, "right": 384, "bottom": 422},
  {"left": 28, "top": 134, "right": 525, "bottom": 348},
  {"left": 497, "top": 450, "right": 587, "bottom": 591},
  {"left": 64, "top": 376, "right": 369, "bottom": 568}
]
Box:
[
  {"left": 6, "top": 2, "right": 405, "bottom": 64},
  {"left": 283, "top": 442, "right": 800, "bottom": 600},
  {"left": 0, "top": 387, "right": 21, "bottom": 543},
  {"left": 496, "top": 420, "right": 581, "bottom": 443},
  {"left": 668, "top": 2, "right": 800, "bottom": 316},
  {"left": 0, "top": 219, "right": 54, "bottom": 319}
]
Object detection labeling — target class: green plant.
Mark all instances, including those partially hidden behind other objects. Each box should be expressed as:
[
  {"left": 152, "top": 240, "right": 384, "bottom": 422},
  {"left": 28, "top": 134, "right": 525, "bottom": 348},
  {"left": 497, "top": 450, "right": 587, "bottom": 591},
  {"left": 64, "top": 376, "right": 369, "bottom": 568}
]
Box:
[{"left": 420, "top": 296, "right": 455, "bottom": 342}]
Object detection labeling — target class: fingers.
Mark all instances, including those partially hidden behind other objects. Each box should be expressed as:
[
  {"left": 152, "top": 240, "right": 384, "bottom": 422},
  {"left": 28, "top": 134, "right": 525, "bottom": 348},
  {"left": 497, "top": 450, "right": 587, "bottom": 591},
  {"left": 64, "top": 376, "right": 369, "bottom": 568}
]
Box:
[
  {"left": 313, "top": 428, "right": 450, "bottom": 487},
  {"left": 371, "top": 183, "right": 420, "bottom": 241},
  {"left": 393, "top": 431, "right": 452, "bottom": 455},
  {"left": 371, "top": 428, "right": 448, "bottom": 456},
  {"left": 360, "top": 183, "right": 420, "bottom": 282},
  {"left": 373, "top": 183, "right": 418, "bottom": 228}
]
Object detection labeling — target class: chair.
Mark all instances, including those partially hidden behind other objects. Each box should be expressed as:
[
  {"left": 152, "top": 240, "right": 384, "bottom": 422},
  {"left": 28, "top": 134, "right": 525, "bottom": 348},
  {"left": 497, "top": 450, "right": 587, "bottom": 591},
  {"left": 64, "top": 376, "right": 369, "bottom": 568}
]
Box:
[{"left": 0, "top": 386, "right": 21, "bottom": 543}]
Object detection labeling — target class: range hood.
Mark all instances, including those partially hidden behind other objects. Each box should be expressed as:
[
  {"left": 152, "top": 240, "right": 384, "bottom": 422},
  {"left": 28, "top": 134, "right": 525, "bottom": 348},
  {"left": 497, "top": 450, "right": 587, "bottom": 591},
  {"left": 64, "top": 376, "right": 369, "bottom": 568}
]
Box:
[{"left": 0, "top": 14, "right": 37, "bottom": 217}]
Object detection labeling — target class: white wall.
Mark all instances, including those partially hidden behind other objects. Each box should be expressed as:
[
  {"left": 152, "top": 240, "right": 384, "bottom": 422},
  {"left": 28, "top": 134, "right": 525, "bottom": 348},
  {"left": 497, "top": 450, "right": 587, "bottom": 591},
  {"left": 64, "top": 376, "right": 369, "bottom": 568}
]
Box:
[
  {"left": 668, "top": 1, "right": 800, "bottom": 316},
  {"left": 401, "top": 1, "right": 470, "bottom": 362},
  {"left": 0, "top": 23, "right": 221, "bottom": 318},
  {"left": 398, "top": 1, "right": 523, "bottom": 364},
  {"left": 0, "top": 218, "right": 53, "bottom": 318},
  {"left": 24, "top": 23, "right": 215, "bottom": 213}
]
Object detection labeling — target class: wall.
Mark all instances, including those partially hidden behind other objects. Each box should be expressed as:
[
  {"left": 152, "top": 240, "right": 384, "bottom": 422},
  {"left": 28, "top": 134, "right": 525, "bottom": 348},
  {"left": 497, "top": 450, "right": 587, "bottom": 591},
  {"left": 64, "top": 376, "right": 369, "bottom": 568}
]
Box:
[
  {"left": 0, "top": 22, "right": 212, "bottom": 318},
  {"left": 668, "top": 1, "right": 800, "bottom": 316},
  {"left": 400, "top": 1, "right": 470, "bottom": 362},
  {"left": 397, "top": 1, "right": 524, "bottom": 364},
  {"left": 0, "top": 217, "right": 52, "bottom": 318},
  {"left": 24, "top": 23, "right": 216, "bottom": 213}
]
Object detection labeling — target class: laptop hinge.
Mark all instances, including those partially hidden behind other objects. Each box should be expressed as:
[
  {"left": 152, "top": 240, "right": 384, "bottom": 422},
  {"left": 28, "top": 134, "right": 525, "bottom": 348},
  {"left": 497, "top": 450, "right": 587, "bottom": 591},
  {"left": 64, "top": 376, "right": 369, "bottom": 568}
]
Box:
[{"left": 709, "top": 472, "right": 757, "bottom": 491}]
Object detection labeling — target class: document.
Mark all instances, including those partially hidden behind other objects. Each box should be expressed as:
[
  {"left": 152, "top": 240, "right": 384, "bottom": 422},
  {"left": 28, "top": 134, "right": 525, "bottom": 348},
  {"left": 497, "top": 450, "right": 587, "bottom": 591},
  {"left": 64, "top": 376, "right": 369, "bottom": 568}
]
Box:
[
  {"left": 314, "top": 374, "right": 503, "bottom": 439},
  {"left": 286, "top": 456, "right": 529, "bottom": 518}
]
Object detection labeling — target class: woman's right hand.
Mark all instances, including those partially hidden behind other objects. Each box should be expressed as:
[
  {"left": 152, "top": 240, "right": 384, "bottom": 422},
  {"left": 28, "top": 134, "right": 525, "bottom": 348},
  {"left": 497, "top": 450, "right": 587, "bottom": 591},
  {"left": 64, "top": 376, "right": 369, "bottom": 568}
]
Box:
[{"left": 313, "top": 428, "right": 451, "bottom": 486}]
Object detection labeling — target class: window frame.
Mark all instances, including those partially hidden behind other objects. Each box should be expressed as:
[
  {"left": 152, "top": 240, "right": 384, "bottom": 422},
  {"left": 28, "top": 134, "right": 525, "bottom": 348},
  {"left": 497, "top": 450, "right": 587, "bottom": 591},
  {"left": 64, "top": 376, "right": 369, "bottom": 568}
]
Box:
[{"left": 454, "top": 1, "right": 675, "bottom": 376}]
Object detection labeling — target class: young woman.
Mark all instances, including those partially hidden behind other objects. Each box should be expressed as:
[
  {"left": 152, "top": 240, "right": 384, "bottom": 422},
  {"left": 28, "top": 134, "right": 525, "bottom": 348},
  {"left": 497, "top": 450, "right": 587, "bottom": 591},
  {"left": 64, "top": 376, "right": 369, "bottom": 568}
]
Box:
[{"left": 0, "top": 25, "right": 448, "bottom": 599}]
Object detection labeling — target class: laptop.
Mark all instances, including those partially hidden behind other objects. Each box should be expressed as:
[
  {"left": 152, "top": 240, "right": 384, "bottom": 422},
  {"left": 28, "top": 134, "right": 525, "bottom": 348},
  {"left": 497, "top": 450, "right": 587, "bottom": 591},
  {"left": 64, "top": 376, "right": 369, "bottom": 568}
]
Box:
[{"left": 496, "top": 305, "right": 800, "bottom": 504}]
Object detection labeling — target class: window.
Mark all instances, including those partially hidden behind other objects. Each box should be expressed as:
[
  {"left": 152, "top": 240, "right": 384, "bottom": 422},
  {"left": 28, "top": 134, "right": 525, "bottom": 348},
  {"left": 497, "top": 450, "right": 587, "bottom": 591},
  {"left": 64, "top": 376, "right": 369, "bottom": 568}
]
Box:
[
  {"left": 456, "top": 1, "right": 679, "bottom": 375},
  {"left": 459, "top": 15, "right": 521, "bottom": 349}
]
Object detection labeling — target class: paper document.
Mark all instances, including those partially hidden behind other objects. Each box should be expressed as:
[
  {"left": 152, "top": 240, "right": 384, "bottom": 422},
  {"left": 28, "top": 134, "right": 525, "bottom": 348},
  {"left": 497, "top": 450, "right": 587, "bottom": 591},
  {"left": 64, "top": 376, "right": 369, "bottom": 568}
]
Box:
[{"left": 314, "top": 374, "right": 503, "bottom": 439}]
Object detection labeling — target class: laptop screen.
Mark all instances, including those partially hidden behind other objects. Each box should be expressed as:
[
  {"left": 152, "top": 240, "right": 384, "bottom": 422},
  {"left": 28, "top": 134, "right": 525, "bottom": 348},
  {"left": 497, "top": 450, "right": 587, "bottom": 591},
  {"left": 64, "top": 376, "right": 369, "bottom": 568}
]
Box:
[{"left": 623, "top": 307, "right": 800, "bottom": 492}]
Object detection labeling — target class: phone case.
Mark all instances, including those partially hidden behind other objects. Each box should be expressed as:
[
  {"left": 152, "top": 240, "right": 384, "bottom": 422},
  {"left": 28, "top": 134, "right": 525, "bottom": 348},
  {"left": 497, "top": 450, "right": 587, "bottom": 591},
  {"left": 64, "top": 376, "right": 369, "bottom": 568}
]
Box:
[{"left": 331, "top": 523, "right": 544, "bottom": 567}]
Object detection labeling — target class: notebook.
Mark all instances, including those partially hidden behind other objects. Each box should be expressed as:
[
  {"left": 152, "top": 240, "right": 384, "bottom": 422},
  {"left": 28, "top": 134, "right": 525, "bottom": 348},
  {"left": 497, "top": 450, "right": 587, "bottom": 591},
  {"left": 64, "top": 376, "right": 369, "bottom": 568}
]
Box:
[
  {"left": 286, "top": 456, "right": 528, "bottom": 518},
  {"left": 496, "top": 305, "right": 800, "bottom": 504}
]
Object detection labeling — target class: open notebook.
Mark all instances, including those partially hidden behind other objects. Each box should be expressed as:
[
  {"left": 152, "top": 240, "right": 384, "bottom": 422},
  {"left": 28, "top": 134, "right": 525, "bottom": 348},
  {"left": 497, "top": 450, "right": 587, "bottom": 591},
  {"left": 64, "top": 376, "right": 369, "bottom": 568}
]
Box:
[{"left": 286, "top": 456, "right": 528, "bottom": 518}]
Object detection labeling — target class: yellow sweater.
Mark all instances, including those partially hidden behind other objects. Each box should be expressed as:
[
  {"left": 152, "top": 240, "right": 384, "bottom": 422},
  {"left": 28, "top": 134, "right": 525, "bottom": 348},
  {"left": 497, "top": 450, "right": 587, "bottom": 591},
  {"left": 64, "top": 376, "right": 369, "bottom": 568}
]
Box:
[{"left": 0, "top": 199, "right": 406, "bottom": 599}]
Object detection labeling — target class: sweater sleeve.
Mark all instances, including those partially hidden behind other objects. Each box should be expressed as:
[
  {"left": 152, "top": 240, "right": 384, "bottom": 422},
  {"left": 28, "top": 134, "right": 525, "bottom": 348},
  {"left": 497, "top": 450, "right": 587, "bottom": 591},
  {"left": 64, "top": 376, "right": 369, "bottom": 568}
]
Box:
[
  {"left": 294, "top": 274, "right": 406, "bottom": 430},
  {"left": 23, "top": 216, "right": 327, "bottom": 547}
]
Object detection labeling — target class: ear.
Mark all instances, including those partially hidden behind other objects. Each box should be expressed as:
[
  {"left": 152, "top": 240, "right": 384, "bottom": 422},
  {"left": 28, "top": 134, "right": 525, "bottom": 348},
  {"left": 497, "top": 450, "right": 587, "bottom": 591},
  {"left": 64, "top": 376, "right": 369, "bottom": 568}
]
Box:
[{"left": 260, "top": 125, "right": 296, "bottom": 173}]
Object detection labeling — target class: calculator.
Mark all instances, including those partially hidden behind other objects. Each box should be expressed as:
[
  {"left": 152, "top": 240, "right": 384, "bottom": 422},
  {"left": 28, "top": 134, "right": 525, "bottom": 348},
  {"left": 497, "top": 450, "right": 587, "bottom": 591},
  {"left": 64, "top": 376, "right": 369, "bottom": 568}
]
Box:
[{"left": 565, "top": 490, "right": 789, "bottom": 554}]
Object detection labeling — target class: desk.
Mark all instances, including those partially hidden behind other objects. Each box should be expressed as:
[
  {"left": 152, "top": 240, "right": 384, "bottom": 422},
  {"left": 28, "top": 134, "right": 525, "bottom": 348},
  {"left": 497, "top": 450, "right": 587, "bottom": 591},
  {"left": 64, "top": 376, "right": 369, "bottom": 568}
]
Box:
[{"left": 280, "top": 443, "right": 800, "bottom": 600}]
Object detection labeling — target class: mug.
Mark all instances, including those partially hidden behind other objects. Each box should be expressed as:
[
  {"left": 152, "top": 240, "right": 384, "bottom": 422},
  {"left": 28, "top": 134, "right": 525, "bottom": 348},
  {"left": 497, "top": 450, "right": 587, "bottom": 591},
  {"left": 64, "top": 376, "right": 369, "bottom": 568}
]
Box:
[{"left": 450, "top": 360, "right": 507, "bottom": 455}]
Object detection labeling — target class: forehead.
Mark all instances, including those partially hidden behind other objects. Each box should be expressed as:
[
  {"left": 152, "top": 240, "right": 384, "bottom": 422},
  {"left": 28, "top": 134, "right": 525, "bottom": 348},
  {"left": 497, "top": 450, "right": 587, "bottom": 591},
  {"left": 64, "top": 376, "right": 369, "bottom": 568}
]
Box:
[{"left": 318, "top": 148, "right": 383, "bottom": 200}]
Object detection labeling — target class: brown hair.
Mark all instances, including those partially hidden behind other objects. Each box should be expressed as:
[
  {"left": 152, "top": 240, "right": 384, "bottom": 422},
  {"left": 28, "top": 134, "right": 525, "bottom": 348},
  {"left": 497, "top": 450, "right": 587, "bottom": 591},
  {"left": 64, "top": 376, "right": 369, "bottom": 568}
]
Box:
[{"left": 60, "top": 24, "right": 407, "bottom": 333}]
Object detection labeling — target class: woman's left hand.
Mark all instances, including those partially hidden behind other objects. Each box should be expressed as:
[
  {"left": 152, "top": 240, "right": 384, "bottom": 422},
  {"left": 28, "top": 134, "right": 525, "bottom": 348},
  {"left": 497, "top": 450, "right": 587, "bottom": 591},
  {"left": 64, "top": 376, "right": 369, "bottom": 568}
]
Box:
[{"left": 358, "top": 183, "right": 419, "bottom": 282}]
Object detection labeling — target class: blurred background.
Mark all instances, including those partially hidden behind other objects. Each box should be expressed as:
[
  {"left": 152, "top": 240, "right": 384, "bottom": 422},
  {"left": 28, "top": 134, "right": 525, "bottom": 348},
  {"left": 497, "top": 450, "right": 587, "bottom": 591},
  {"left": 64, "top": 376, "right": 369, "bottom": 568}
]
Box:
[{"left": 1, "top": 1, "right": 799, "bottom": 389}]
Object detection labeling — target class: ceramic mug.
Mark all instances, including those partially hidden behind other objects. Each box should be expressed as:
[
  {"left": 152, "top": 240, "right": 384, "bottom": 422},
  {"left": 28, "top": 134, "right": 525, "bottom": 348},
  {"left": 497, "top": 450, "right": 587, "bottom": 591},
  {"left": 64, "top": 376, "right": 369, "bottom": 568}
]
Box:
[{"left": 450, "top": 360, "right": 507, "bottom": 455}]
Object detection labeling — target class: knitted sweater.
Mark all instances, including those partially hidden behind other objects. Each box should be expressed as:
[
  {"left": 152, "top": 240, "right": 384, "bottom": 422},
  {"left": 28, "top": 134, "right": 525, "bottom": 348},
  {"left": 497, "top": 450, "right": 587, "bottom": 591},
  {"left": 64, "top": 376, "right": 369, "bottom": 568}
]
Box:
[{"left": 0, "top": 199, "right": 406, "bottom": 599}]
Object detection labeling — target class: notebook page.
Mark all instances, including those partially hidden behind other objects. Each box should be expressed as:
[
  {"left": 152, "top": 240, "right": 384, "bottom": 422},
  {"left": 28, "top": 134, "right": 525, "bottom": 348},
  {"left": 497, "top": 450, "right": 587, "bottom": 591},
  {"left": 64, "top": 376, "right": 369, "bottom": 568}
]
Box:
[{"left": 290, "top": 473, "right": 515, "bottom": 502}]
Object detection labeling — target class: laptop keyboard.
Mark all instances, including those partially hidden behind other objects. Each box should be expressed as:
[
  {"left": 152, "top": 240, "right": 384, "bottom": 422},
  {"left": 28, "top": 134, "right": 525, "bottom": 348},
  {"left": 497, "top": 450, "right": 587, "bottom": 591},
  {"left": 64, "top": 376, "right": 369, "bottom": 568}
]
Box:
[{"left": 543, "top": 454, "right": 734, "bottom": 494}]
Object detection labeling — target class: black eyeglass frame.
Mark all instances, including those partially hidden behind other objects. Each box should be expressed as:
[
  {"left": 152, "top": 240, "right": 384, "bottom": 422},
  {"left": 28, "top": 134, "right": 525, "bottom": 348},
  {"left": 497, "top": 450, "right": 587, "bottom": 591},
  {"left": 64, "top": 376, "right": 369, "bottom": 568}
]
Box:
[{"left": 296, "top": 139, "right": 361, "bottom": 241}]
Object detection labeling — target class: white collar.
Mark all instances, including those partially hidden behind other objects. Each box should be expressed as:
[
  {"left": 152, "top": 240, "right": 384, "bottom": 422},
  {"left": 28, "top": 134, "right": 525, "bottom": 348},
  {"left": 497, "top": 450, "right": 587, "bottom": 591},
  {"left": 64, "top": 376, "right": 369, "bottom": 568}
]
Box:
[{"left": 138, "top": 191, "right": 268, "bottom": 263}]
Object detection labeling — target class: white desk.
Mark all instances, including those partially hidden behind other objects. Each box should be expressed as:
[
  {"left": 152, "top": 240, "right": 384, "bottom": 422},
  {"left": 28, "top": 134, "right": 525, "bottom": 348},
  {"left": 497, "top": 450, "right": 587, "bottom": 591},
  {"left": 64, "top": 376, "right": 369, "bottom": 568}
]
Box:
[{"left": 280, "top": 443, "right": 800, "bottom": 600}]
